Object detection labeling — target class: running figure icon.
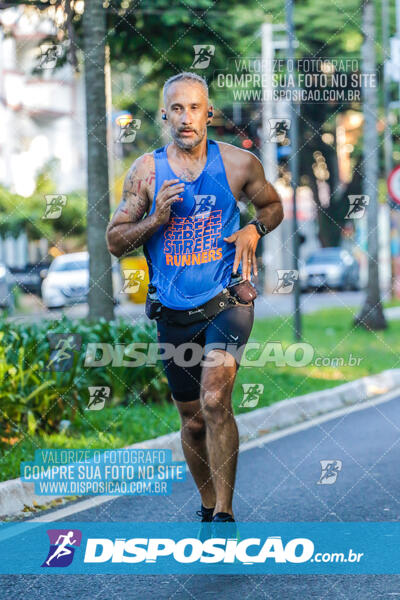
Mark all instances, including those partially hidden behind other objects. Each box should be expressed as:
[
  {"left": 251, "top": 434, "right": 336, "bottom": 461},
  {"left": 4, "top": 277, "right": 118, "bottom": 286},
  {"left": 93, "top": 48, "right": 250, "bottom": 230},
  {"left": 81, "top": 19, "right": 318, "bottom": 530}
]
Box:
[{"left": 45, "top": 531, "right": 77, "bottom": 566}]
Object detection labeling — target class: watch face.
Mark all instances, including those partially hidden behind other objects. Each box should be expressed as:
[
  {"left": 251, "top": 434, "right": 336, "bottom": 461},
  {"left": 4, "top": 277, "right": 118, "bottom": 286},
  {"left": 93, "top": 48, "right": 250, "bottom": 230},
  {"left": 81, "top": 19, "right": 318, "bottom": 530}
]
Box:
[{"left": 257, "top": 221, "right": 268, "bottom": 235}]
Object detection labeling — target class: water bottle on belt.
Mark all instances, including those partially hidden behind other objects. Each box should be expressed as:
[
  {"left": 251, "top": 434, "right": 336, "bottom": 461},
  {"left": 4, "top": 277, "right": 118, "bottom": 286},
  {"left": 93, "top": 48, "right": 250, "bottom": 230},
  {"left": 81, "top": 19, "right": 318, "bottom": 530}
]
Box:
[
  {"left": 227, "top": 273, "right": 258, "bottom": 304},
  {"left": 145, "top": 283, "right": 163, "bottom": 320}
]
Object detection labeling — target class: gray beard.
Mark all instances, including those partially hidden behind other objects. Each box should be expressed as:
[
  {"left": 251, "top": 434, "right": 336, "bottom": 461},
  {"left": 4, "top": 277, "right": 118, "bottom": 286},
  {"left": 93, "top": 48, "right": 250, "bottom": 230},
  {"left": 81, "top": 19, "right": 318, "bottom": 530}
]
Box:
[{"left": 170, "top": 126, "right": 207, "bottom": 150}]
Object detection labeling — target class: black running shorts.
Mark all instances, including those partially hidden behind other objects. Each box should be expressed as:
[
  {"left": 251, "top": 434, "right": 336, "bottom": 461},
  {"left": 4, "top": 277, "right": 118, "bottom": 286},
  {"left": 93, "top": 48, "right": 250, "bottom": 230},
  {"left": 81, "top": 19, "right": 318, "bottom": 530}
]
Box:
[{"left": 156, "top": 303, "right": 254, "bottom": 402}]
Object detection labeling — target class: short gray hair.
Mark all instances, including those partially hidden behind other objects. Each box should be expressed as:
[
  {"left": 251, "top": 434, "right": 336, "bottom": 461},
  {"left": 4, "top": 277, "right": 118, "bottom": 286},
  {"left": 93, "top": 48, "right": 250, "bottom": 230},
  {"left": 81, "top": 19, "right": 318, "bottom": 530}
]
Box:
[{"left": 163, "top": 72, "right": 209, "bottom": 104}]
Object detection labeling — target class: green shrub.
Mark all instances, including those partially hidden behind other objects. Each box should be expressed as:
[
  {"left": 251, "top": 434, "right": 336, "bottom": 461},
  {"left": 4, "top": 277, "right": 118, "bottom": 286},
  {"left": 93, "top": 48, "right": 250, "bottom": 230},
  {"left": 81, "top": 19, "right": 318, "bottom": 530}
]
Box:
[{"left": 0, "top": 315, "right": 169, "bottom": 444}]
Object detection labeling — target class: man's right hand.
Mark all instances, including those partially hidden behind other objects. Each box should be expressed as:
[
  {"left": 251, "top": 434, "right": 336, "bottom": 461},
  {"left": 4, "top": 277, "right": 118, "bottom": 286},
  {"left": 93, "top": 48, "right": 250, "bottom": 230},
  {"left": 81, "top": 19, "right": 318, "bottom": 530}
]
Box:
[{"left": 153, "top": 179, "right": 185, "bottom": 226}]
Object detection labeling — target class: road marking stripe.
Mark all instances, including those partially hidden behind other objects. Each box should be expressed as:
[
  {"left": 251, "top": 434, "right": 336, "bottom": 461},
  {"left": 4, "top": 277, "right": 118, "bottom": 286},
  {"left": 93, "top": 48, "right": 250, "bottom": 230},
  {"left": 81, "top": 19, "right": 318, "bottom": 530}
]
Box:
[{"left": 22, "top": 386, "right": 400, "bottom": 523}]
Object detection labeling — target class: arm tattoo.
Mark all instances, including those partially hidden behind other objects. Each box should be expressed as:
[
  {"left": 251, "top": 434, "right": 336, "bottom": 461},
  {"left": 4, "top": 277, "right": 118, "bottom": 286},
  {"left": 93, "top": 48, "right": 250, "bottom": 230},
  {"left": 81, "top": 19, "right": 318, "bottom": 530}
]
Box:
[
  {"left": 107, "top": 155, "right": 159, "bottom": 256},
  {"left": 145, "top": 170, "right": 155, "bottom": 186},
  {"left": 121, "top": 162, "right": 149, "bottom": 221},
  {"left": 118, "top": 198, "right": 129, "bottom": 215}
]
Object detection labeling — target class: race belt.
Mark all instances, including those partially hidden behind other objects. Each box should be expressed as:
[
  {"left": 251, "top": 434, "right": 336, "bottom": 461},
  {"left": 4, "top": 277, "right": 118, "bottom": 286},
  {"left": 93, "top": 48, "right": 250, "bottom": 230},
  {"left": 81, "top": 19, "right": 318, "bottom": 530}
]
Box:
[
  {"left": 159, "top": 288, "right": 236, "bottom": 326},
  {"left": 145, "top": 278, "right": 256, "bottom": 326}
]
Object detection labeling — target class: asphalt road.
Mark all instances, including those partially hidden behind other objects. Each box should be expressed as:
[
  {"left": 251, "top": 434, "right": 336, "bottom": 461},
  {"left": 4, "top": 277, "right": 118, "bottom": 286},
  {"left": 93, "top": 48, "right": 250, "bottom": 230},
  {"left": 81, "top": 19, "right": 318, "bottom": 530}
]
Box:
[{"left": 2, "top": 393, "right": 400, "bottom": 598}]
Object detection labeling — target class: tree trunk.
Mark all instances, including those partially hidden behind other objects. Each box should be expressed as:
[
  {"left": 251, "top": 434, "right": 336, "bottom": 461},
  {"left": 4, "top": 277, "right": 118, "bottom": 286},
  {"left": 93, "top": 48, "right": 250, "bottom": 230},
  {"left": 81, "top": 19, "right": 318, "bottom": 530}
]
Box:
[
  {"left": 83, "top": 0, "right": 114, "bottom": 321},
  {"left": 354, "top": 0, "right": 387, "bottom": 331}
]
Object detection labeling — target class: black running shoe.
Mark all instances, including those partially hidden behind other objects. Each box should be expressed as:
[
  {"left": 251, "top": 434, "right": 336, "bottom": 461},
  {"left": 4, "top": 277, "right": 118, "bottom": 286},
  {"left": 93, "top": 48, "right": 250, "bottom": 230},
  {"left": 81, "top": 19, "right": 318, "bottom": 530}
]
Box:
[
  {"left": 196, "top": 505, "right": 214, "bottom": 542},
  {"left": 212, "top": 512, "right": 235, "bottom": 522},
  {"left": 212, "top": 513, "right": 240, "bottom": 541},
  {"left": 196, "top": 504, "right": 215, "bottom": 522}
]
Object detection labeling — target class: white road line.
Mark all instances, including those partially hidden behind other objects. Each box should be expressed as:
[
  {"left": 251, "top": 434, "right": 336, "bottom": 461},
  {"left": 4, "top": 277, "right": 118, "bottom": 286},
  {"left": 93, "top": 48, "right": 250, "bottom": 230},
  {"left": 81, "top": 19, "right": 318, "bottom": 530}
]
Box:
[
  {"left": 239, "top": 386, "right": 400, "bottom": 452},
  {"left": 23, "top": 386, "right": 400, "bottom": 523}
]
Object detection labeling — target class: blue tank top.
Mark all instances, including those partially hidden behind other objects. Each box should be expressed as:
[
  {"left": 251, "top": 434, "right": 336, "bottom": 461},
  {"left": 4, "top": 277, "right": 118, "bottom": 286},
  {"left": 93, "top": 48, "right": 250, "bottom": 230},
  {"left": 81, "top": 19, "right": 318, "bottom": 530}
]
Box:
[{"left": 143, "top": 138, "right": 242, "bottom": 310}]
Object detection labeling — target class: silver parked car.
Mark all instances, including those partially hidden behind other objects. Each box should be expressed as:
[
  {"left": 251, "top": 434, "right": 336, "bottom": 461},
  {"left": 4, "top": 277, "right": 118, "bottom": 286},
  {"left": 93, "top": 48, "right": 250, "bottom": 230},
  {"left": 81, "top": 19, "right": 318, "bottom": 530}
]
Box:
[
  {"left": 0, "top": 262, "right": 15, "bottom": 311},
  {"left": 300, "top": 248, "right": 360, "bottom": 292}
]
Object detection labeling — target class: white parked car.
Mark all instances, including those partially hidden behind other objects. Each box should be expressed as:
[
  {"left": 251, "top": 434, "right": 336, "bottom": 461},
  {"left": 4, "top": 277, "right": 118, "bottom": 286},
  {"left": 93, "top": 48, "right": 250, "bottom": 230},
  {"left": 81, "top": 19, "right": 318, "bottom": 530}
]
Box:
[{"left": 41, "top": 252, "right": 123, "bottom": 309}]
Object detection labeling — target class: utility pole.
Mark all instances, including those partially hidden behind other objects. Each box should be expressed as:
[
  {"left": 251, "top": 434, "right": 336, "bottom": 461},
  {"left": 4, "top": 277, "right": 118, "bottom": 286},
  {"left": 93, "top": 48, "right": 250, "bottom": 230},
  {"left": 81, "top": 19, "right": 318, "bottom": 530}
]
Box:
[
  {"left": 382, "top": 0, "right": 393, "bottom": 181},
  {"left": 105, "top": 44, "right": 115, "bottom": 208},
  {"left": 285, "top": 0, "right": 301, "bottom": 340},
  {"left": 382, "top": 0, "right": 395, "bottom": 298},
  {"left": 354, "top": 0, "right": 387, "bottom": 330},
  {"left": 261, "top": 21, "right": 279, "bottom": 295},
  {"left": 397, "top": 0, "right": 400, "bottom": 100},
  {"left": 261, "top": 22, "right": 279, "bottom": 184}
]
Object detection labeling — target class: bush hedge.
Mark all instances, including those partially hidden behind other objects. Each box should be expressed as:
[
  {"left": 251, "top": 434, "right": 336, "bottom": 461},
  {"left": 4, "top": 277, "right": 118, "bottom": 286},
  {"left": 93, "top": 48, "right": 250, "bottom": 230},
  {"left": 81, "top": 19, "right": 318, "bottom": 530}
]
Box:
[{"left": 0, "top": 315, "right": 169, "bottom": 445}]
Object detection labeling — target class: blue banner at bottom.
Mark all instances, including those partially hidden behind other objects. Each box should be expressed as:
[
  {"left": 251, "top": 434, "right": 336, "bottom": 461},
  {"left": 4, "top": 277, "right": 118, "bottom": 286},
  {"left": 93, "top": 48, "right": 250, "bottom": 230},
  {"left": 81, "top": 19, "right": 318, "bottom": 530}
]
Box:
[{"left": 0, "top": 521, "right": 398, "bottom": 574}]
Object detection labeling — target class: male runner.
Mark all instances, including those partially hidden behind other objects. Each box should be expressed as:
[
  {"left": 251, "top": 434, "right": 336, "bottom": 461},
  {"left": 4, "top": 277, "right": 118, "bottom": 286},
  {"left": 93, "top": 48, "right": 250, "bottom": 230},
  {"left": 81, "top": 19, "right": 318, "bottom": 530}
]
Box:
[{"left": 106, "top": 72, "right": 283, "bottom": 523}]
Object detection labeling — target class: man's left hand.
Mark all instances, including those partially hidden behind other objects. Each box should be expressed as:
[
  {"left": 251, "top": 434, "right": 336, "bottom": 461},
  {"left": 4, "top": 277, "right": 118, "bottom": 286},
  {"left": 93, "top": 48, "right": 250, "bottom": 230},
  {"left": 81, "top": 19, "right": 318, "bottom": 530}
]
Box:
[{"left": 224, "top": 223, "right": 261, "bottom": 281}]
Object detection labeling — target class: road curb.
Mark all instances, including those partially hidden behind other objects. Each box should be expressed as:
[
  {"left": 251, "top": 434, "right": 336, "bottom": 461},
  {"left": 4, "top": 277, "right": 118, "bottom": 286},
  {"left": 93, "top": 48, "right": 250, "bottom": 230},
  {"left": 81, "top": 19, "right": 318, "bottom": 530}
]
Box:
[{"left": 1, "top": 368, "right": 400, "bottom": 518}]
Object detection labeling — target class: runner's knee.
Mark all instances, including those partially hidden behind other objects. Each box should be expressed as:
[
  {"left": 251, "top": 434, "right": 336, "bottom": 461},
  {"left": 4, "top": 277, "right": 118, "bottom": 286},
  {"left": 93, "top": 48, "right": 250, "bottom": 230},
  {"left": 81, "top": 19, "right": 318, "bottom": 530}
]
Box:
[
  {"left": 201, "top": 389, "right": 232, "bottom": 424},
  {"left": 177, "top": 402, "right": 207, "bottom": 440},
  {"left": 182, "top": 414, "right": 206, "bottom": 440}
]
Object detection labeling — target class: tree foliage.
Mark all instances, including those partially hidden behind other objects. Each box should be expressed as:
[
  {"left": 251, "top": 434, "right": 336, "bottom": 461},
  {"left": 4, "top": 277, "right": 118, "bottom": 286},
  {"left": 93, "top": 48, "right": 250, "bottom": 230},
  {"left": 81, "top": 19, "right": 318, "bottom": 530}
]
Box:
[{"left": 2, "top": 0, "right": 396, "bottom": 248}]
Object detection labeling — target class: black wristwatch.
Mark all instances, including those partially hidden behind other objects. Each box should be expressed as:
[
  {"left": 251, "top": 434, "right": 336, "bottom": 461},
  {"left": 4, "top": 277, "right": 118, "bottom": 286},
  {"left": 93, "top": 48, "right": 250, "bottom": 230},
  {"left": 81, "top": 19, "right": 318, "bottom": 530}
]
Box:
[{"left": 248, "top": 218, "right": 268, "bottom": 237}]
